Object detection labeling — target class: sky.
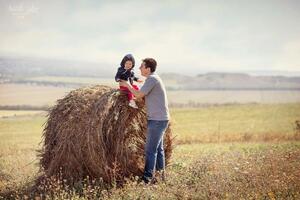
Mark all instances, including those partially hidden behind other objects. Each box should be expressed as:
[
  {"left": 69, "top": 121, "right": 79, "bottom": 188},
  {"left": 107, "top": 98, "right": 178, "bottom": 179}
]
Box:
[{"left": 0, "top": 0, "right": 300, "bottom": 75}]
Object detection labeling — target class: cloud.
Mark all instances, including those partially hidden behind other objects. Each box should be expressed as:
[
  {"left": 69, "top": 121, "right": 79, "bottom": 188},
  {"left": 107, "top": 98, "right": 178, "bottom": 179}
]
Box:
[
  {"left": 274, "top": 39, "right": 300, "bottom": 70},
  {"left": 0, "top": 0, "right": 300, "bottom": 73}
]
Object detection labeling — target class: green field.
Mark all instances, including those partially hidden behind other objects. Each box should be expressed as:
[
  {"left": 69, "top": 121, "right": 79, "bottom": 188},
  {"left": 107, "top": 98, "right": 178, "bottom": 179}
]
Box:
[
  {"left": 0, "top": 103, "right": 300, "bottom": 199},
  {"left": 171, "top": 103, "right": 300, "bottom": 143}
]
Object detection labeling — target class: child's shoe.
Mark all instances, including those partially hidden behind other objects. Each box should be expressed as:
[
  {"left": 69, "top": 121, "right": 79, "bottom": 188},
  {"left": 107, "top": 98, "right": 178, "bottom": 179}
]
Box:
[{"left": 129, "top": 100, "right": 138, "bottom": 109}]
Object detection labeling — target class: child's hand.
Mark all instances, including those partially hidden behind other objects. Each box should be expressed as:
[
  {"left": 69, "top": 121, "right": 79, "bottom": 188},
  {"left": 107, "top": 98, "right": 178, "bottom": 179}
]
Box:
[{"left": 137, "top": 79, "right": 143, "bottom": 83}]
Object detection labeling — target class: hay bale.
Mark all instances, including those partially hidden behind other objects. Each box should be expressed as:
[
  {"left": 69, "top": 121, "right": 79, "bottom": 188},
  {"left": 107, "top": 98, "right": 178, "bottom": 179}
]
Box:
[{"left": 39, "top": 85, "right": 173, "bottom": 184}]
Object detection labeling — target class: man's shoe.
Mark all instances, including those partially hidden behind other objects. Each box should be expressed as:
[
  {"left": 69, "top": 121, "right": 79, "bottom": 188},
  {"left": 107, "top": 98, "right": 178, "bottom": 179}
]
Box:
[
  {"left": 150, "top": 177, "right": 158, "bottom": 184},
  {"left": 156, "top": 170, "right": 166, "bottom": 182},
  {"left": 140, "top": 176, "right": 151, "bottom": 184}
]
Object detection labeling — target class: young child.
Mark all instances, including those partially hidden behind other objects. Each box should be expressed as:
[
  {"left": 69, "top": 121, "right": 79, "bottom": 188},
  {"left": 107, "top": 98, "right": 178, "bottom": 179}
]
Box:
[{"left": 115, "top": 54, "right": 142, "bottom": 108}]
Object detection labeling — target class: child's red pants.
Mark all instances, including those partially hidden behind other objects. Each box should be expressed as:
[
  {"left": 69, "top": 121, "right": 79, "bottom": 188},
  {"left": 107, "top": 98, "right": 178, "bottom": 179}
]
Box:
[{"left": 119, "top": 84, "right": 139, "bottom": 101}]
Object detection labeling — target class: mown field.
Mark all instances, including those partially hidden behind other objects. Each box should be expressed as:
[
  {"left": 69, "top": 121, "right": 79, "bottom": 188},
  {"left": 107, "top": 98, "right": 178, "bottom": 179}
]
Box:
[
  {"left": 170, "top": 103, "right": 300, "bottom": 143},
  {"left": 0, "top": 103, "right": 300, "bottom": 199},
  {"left": 1, "top": 83, "right": 300, "bottom": 107}
]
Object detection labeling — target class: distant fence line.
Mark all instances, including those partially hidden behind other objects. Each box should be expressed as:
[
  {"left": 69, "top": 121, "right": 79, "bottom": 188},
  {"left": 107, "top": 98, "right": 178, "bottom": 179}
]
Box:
[
  {"left": 0, "top": 105, "right": 49, "bottom": 111},
  {"left": 3, "top": 80, "right": 83, "bottom": 88},
  {"left": 0, "top": 103, "right": 254, "bottom": 111},
  {"left": 1, "top": 80, "right": 300, "bottom": 91}
]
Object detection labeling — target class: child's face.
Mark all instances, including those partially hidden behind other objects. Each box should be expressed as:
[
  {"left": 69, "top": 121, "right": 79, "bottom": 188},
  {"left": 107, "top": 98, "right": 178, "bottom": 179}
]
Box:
[{"left": 124, "top": 61, "right": 133, "bottom": 70}]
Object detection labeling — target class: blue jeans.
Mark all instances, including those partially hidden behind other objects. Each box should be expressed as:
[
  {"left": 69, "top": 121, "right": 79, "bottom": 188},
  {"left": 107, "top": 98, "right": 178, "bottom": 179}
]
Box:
[{"left": 143, "top": 120, "right": 169, "bottom": 181}]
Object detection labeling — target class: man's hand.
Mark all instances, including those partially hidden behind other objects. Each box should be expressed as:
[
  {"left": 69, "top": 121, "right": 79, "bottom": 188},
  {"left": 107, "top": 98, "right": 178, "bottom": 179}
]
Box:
[
  {"left": 120, "top": 80, "right": 145, "bottom": 99},
  {"left": 136, "top": 79, "right": 143, "bottom": 83}
]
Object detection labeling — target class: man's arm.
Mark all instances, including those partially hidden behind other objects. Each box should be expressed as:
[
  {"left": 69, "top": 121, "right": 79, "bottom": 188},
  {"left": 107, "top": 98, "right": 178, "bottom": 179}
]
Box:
[{"left": 120, "top": 81, "right": 145, "bottom": 99}]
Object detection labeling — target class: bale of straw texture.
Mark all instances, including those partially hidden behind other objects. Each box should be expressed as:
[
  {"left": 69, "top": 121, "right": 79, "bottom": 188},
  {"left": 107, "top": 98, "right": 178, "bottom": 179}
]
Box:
[{"left": 39, "top": 85, "right": 173, "bottom": 184}]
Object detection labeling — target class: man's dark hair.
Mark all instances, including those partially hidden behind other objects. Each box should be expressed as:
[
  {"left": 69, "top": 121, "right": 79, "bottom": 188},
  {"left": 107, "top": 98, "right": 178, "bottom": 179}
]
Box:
[{"left": 142, "top": 58, "right": 157, "bottom": 72}]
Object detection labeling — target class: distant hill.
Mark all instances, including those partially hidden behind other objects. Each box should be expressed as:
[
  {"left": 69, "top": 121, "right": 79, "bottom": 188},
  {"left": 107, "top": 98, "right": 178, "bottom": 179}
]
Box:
[
  {"left": 1, "top": 56, "right": 300, "bottom": 90},
  {"left": 161, "top": 72, "right": 300, "bottom": 90},
  {"left": 0, "top": 56, "right": 115, "bottom": 78}
]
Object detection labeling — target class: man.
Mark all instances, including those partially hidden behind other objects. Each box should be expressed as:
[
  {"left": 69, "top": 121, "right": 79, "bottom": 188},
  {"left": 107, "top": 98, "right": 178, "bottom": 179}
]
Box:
[{"left": 120, "top": 58, "right": 170, "bottom": 184}]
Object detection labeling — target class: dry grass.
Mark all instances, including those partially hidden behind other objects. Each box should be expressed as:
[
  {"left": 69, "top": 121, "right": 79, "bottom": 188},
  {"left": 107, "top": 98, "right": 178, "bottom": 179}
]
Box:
[
  {"left": 2, "top": 142, "right": 299, "bottom": 199},
  {"left": 1, "top": 102, "right": 300, "bottom": 199}
]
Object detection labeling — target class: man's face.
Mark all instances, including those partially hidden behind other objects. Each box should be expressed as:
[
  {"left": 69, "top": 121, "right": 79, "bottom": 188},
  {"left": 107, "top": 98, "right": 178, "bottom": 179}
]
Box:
[
  {"left": 139, "top": 62, "right": 150, "bottom": 77},
  {"left": 124, "top": 61, "right": 133, "bottom": 70}
]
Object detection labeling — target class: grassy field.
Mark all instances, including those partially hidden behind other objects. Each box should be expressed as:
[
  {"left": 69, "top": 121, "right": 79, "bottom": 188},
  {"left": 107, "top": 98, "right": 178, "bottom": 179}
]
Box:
[
  {"left": 0, "top": 110, "right": 44, "bottom": 118},
  {"left": 171, "top": 103, "right": 300, "bottom": 143},
  {"left": 1, "top": 83, "right": 300, "bottom": 107},
  {"left": 167, "top": 90, "right": 300, "bottom": 105},
  {"left": 0, "top": 103, "right": 300, "bottom": 199},
  {"left": 0, "top": 84, "right": 71, "bottom": 107}
]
